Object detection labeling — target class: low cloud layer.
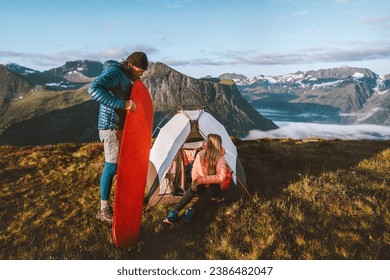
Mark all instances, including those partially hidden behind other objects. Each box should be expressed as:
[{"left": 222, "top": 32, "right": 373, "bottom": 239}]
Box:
[{"left": 243, "top": 122, "right": 390, "bottom": 140}]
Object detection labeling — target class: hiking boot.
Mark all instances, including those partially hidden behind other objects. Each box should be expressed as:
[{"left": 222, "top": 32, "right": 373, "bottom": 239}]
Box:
[
  {"left": 163, "top": 209, "right": 178, "bottom": 224},
  {"left": 96, "top": 206, "right": 113, "bottom": 223},
  {"left": 181, "top": 208, "right": 194, "bottom": 223}
]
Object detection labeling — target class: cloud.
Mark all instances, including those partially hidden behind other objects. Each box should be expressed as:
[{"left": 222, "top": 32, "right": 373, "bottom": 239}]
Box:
[
  {"left": 0, "top": 45, "right": 159, "bottom": 68},
  {"left": 305, "top": 46, "right": 390, "bottom": 63},
  {"left": 126, "top": 45, "right": 159, "bottom": 55},
  {"left": 162, "top": 0, "right": 194, "bottom": 8},
  {"left": 269, "top": 0, "right": 297, "bottom": 3},
  {"left": 358, "top": 15, "right": 390, "bottom": 32},
  {"left": 0, "top": 50, "right": 45, "bottom": 59},
  {"left": 163, "top": 57, "right": 226, "bottom": 67},
  {"left": 293, "top": 10, "right": 309, "bottom": 17},
  {"left": 102, "top": 20, "right": 128, "bottom": 31},
  {"left": 161, "top": 44, "right": 390, "bottom": 68},
  {"left": 1, "top": 43, "right": 389, "bottom": 73},
  {"left": 360, "top": 15, "right": 390, "bottom": 24},
  {"left": 243, "top": 122, "right": 390, "bottom": 140},
  {"left": 253, "top": 45, "right": 390, "bottom": 65}
]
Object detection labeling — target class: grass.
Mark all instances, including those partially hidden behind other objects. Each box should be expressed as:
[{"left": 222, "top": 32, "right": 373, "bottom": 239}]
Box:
[{"left": 0, "top": 139, "right": 389, "bottom": 259}]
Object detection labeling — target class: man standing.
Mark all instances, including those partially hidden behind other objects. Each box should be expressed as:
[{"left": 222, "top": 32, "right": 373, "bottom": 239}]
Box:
[{"left": 88, "top": 51, "right": 148, "bottom": 223}]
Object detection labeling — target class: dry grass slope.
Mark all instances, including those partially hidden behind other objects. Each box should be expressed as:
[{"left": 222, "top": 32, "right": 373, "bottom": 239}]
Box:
[{"left": 0, "top": 139, "right": 389, "bottom": 259}]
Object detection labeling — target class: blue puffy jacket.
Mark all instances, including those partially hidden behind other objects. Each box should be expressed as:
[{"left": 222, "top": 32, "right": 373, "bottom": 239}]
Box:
[{"left": 88, "top": 60, "right": 134, "bottom": 130}]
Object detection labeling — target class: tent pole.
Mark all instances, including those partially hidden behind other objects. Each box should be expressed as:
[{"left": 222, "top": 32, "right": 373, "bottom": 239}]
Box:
[
  {"left": 152, "top": 109, "right": 176, "bottom": 138},
  {"left": 227, "top": 165, "right": 253, "bottom": 200}
]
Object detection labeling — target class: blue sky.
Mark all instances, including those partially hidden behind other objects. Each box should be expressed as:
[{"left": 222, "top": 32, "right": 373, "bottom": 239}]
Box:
[{"left": 1, "top": 0, "right": 390, "bottom": 78}]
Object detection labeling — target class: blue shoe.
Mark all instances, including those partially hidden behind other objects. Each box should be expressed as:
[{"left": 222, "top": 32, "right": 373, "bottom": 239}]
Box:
[
  {"left": 181, "top": 208, "right": 194, "bottom": 223},
  {"left": 163, "top": 210, "right": 178, "bottom": 224}
]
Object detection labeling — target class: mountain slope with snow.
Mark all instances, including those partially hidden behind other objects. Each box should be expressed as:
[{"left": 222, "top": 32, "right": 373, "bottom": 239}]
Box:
[{"left": 227, "top": 67, "right": 390, "bottom": 125}]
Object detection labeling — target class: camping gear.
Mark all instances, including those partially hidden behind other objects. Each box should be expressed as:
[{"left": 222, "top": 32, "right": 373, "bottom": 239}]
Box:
[
  {"left": 112, "top": 80, "right": 154, "bottom": 248},
  {"left": 146, "top": 109, "right": 248, "bottom": 207}
]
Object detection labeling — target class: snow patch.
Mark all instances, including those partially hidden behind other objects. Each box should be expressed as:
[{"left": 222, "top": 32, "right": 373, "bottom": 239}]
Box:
[
  {"left": 66, "top": 70, "right": 83, "bottom": 75},
  {"left": 264, "top": 76, "right": 278, "bottom": 83},
  {"left": 352, "top": 72, "right": 365, "bottom": 79},
  {"left": 373, "top": 77, "right": 388, "bottom": 94},
  {"left": 45, "top": 82, "right": 71, "bottom": 88},
  {"left": 24, "top": 70, "right": 37, "bottom": 74},
  {"left": 312, "top": 80, "right": 343, "bottom": 89}
]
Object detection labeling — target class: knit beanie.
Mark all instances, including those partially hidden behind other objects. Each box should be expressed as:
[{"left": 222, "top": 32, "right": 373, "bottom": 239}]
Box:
[{"left": 126, "top": 52, "right": 148, "bottom": 70}]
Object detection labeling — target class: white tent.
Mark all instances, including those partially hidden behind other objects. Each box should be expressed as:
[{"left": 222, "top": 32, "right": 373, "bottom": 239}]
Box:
[{"left": 146, "top": 109, "right": 247, "bottom": 207}]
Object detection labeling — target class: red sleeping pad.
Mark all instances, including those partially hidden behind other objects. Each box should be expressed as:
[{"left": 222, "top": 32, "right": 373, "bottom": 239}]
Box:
[{"left": 112, "top": 79, "right": 154, "bottom": 248}]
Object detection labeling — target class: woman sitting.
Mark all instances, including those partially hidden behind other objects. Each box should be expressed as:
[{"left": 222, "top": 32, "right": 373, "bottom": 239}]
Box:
[{"left": 163, "top": 133, "right": 227, "bottom": 224}]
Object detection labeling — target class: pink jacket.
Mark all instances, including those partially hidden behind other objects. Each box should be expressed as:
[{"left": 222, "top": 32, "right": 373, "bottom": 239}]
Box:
[{"left": 191, "top": 149, "right": 227, "bottom": 187}]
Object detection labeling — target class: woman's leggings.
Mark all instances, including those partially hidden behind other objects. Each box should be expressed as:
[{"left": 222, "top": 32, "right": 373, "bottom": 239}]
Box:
[{"left": 173, "top": 184, "right": 221, "bottom": 213}]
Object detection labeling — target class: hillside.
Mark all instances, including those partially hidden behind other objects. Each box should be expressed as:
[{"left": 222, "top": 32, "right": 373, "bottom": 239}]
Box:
[
  {"left": 1, "top": 139, "right": 389, "bottom": 259},
  {"left": 0, "top": 65, "right": 34, "bottom": 116},
  {"left": 0, "top": 86, "right": 98, "bottom": 145}
]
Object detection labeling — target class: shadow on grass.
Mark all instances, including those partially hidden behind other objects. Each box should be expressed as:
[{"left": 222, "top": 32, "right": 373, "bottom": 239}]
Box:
[{"left": 235, "top": 139, "right": 390, "bottom": 199}]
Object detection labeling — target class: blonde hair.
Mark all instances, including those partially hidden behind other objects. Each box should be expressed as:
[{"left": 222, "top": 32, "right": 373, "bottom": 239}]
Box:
[{"left": 202, "top": 134, "right": 222, "bottom": 175}]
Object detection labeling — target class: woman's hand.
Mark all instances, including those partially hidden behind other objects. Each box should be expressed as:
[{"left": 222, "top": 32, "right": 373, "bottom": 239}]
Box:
[{"left": 191, "top": 179, "right": 198, "bottom": 191}]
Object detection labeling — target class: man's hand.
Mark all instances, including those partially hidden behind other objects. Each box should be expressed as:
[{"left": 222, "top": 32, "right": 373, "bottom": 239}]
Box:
[{"left": 124, "top": 100, "right": 136, "bottom": 112}]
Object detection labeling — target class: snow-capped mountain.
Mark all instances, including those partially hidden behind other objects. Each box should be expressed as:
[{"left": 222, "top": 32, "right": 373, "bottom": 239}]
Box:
[
  {"left": 230, "top": 67, "right": 387, "bottom": 93},
  {"left": 42, "top": 60, "right": 103, "bottom": 82},
  {"left": 5, "top": 63, "right": 40, "bottom": 75},
  {"left": 5, "top": 60, "right": 103, "bottom": 90},
  {"left": 221, "top": 67, "right": 390, "bottom": 125}
]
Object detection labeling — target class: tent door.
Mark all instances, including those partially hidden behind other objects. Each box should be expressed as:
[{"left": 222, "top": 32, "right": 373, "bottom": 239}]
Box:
[{"left": 158, "top": 151, "right": 186, "bottom": 195}]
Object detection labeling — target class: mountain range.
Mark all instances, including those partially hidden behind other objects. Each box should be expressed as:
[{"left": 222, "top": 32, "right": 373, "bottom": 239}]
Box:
[
  {"left": 0, "top": 60, "right": 276, "bottom": 145},
  {"left": 221, "top": 67, "right": 390, "bottom": 125},
  {"left": 1, "top": 59, "right": 389, "bottom": 145}
]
